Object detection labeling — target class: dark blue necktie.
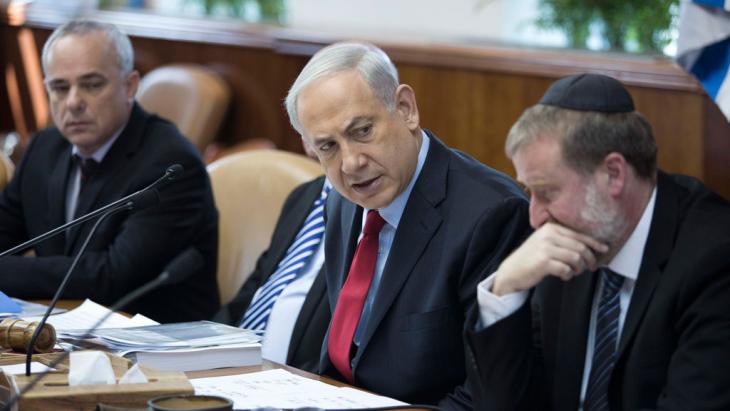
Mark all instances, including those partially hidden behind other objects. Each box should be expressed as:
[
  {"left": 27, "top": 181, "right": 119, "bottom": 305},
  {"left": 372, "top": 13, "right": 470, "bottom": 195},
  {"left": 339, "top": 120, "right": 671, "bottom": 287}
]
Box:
[
  {"left": 584, "top": 268, "right": 625, "bottom": 411},
  {"left": 73, "top": 154, "right": 99, "bottom": 192},
  {"left": 240, "top": 184, "right": 331, "bottom": 333}
]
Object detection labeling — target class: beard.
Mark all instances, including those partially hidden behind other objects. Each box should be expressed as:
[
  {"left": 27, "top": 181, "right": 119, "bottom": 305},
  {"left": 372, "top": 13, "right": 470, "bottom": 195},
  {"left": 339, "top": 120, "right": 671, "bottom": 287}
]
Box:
[{"left": 579, "top": 181, "right": 627, "bottom": 249}]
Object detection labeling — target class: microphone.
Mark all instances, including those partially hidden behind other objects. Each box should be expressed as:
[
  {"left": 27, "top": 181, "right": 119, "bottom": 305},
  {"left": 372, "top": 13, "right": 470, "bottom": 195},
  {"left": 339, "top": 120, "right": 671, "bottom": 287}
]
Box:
[
  {"left": 0, "top": 163, "right": 184, "bottom": 258},
  {"left": 24, "top": 189, "right": 160, "bottom": 375},
  {"left": 1, "top": 248, "right": 204, "bottom": 411}
]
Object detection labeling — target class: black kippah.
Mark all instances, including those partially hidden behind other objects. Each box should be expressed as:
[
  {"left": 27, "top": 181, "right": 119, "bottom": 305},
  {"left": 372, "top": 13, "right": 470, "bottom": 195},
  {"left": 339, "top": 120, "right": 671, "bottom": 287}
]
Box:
[{"left": 539, "top": 73, "right": 635, "bottom": 113}]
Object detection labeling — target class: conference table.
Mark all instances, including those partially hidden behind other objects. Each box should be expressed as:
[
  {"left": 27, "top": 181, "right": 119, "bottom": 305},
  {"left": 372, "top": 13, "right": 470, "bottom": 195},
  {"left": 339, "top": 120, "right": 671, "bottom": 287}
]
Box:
[{"left": 0, "top": 300, "right": 419, "bottom": 410}]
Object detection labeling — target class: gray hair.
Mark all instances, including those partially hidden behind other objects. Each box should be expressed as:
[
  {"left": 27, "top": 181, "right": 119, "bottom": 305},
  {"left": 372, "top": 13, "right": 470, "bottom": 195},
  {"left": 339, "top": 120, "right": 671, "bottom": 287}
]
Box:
[
  {"left": 285, "top": 41, "right": 399, "bottom": 134},
  {"left": 506, "top": 104, "right": 657, "bottom": 181},
  {"left": 42, "top": 19, "right": 134, "bottom": 77}
]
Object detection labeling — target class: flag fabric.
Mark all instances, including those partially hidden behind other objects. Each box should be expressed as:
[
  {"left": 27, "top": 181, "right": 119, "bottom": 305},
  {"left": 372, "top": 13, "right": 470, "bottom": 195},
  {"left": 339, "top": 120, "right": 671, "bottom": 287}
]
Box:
[{"left": 676, "top": 0, "right": 730, "bottom": 122}]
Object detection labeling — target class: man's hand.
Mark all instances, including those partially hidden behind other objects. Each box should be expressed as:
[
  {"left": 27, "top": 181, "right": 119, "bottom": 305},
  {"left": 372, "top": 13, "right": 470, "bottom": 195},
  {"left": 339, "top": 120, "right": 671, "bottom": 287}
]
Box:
[{"left": 492, "top": 223, "right": 609, "bottom": 296}]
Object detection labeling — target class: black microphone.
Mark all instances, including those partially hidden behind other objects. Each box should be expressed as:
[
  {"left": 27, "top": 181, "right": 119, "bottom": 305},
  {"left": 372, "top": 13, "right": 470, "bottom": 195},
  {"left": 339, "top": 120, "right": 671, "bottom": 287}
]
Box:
[
  {"left": 0, "top": 163, "right": 184, "bottom": 258},
  {"left": 24, "top": 189, "right": 161, "bottom": 375},
  {"left": 1, "top": 248, "right": 204, "bottom": 411}
]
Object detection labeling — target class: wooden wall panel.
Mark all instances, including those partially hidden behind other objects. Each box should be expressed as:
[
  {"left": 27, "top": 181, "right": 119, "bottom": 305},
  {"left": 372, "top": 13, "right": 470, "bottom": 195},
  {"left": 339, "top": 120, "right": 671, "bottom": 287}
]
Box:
[
  {"left": 0, "top": 6, "right": 727, "bottom": 199},
  {"left": 630, "top": 86, "right": 705, "bottom": 179}
]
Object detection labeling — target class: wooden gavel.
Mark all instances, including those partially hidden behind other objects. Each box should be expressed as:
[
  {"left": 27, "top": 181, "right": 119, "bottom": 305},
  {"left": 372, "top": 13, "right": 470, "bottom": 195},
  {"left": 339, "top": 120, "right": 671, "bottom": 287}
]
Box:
[{"left": 0, "top": 318, "right": 56, "bottom": 353}]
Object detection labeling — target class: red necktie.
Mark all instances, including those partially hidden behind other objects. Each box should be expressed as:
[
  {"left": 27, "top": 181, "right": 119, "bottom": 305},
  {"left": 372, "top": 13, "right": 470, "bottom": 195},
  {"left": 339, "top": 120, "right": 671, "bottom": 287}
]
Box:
[{"left": 328, "top": 210, "right": 386, "bottom": 383}]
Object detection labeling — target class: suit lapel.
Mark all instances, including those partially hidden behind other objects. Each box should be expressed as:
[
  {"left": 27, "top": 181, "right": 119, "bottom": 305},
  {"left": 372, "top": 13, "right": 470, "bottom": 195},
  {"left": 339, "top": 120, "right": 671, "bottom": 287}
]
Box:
[
  {"left": 554, "top": 271, "right": 597, "bottom": 410},
  {"left": 321, "top": 191, "right": 361, "bottom": 371},
  {"left": 268, "top": 178, "right": 325, "bottom": 282},
  {"left": 618, "top": 173, "right": 676, "bottom": 355},
  {"left": 288, "top": 265, "right": 327, "bottom": 363},
  {"left": 339, "top": 199, "right": 362, "bottom": 288},
  {"left": 48, "top": 147, "right": 72, "bottom": 232},
  {"left": 269, "top": 178, "right": 324, "bottom": 360},
  {"left": 353, "top": 131, "right": 447, "bottom": 360}
]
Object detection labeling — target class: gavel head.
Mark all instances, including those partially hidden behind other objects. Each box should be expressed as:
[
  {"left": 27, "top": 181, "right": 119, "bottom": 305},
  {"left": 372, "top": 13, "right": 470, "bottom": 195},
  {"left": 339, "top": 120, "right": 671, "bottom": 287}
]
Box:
[{"left": 0, "top": 319, "right": 56, "bottom": 353}]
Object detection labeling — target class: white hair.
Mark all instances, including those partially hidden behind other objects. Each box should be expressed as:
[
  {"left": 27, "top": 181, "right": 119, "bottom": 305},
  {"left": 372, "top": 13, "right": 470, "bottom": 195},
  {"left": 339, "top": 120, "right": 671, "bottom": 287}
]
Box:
[
  {"left": 42, "top": 19, "right": 134, "bottom": 77},
  {"left": 284, "top": 41, "right": 399, "bottom": 134}
]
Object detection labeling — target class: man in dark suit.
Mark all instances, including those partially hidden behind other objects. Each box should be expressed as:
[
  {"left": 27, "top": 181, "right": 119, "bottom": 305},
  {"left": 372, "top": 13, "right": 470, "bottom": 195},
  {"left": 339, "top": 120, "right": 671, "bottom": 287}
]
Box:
[
  {"left": 212, "top": 175, "right": 330, "bottom": 373},
  {"left": 284, "top": 42, "right": 531, "bottom": 409},
  {"left": 0, "top": 19, "right": 219, "bottom": 322},
  {"left": 466, "top": 74, "right": 730, "bottom": 410}
]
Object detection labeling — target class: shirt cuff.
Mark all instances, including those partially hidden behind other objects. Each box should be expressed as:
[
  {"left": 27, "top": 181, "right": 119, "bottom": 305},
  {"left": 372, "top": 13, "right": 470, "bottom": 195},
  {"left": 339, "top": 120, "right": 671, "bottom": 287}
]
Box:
[{"left": 476, "top": 273, "right": 528, "bottom": 330}]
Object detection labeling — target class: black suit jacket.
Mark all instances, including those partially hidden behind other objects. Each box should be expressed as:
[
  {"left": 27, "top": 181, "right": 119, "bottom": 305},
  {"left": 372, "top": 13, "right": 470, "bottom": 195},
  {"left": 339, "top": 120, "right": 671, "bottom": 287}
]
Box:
[
  {"left": 0, "top": 103, "right": 219, "bottom": 322},
  {"left": 212, "top": 176, "right": 330, "bottom": 373},
  {"left": 320, "top": 132, "right": 531, "bottom": 410},
  {"left": 466, "top": 172, "right": 730, "bottom": 411}
]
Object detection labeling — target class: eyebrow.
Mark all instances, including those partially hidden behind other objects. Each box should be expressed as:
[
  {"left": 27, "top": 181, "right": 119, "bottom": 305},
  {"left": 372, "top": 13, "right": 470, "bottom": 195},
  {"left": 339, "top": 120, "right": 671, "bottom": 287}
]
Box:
[
  {"left": 344, "top": 116, "right": 373, "bottom": 134},
  {"left": 309, "top": 116, "right": 374, "bottom": 146},
  {"left": 78, "top": 73, "right": 106, "bottom": 81},
  {"left": 310, "top": 135, "right": 333, "bottom": 147}
]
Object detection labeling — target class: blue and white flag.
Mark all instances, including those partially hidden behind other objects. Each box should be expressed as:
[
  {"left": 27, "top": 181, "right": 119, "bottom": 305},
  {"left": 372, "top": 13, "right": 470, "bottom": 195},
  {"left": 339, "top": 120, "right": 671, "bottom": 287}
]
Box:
[{"left": 676, "top": 0, "right": 730, "bottom": 122}]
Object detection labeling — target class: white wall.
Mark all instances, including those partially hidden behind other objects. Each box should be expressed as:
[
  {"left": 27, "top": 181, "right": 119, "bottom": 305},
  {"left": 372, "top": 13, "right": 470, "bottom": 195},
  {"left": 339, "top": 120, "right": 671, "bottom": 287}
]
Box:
[{"left": 285, "top": 0, "right": 566, "bottom": 47}]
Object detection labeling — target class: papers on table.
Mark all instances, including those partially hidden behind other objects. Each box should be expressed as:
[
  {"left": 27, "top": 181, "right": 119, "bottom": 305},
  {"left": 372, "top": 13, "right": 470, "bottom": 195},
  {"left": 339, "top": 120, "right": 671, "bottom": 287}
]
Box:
[
  {"left": 131, "top": 342, "right": 262, "bottom": 372},
  {"left": 55, "top": 315, "right": 262, "bottom": 372},
  {"left": 89, "top": 321, "right": 259, "bottom": 349},
  {"left": 23, "top": 299, "right": 157, "bottom": 333},
  {"left": 88, "top": 321, "right": 263, "bottom": 371},
  {"left": 191, "top": 369, "right": 408, "bottom": 409}
]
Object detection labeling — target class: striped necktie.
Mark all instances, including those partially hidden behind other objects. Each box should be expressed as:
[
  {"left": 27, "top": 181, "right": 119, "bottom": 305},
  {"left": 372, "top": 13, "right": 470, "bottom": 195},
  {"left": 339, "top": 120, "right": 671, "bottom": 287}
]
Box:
[
  {"left": 584, "top": 268, "right": 625, "bottom": 411},
  {"left": 240, "top": 184, "right": 331, "bottom": 333}
]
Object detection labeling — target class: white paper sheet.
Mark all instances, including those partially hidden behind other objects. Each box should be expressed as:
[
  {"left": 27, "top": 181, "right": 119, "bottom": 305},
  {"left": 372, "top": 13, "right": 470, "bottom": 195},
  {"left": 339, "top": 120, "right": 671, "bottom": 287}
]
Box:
[
  {"left": 191, "top": 369, "right": 407, "bottom": 409},
  {"left": 23, "top": 299, "right": 158, "bottom": 333}
]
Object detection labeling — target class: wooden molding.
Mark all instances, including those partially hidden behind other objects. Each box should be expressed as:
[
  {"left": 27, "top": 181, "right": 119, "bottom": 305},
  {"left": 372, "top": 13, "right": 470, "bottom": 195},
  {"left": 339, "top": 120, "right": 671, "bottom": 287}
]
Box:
[{"left": 20, "top": 3, "right": 702, "bottom": 93}]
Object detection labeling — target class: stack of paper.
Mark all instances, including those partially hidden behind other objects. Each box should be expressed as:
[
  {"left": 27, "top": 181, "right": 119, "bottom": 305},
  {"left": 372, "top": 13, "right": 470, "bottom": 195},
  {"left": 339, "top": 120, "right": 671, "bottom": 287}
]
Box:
[
  {"left": 24, "top": 300, "right": 262, "bottom": 372},
  {"left": 86, "top": 321, "right": 262, "bottom": 372}
]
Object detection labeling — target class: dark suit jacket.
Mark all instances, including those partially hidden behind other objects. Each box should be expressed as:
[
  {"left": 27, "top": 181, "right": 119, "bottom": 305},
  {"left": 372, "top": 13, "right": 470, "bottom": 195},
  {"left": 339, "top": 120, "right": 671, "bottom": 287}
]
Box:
[
  {"left": 212, "top": 176, "right": 330, "bottom": 373},
  {"left": 0, "top": 103, "right": 219, "bottom": 323},
  {"left": 466, "top": 172, "right": 730, "bottom": 411},
  {"left": 320, "top": 132, "right": 531, "bottom": 410}
]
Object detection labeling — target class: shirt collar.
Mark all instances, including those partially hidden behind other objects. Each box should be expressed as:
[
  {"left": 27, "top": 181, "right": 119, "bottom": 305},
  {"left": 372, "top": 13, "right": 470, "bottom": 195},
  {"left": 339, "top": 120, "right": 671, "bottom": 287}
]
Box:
[
  {"left": 606, "top": 186, "right": 657, "bottom": 281},
  {"left": 71, "top": 126, "right": 124, "bottom": 163},
  {"left": 366, "top": 130, "right": 430, "bottom": 229}
]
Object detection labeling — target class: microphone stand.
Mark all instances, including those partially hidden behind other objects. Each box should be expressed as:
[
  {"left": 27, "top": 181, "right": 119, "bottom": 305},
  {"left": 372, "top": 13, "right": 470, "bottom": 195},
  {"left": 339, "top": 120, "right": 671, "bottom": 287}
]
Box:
[
  {"left": 0, "top": 164, "right": 182, "bottom": 259},
  {"left": 24, "top": 202, "right": 133, "bottom": 376},
  {"left": 1, "top": 267, "right": 177, "bottom": 411},
  {"left": 23, "top": 189, "right": 159, "bottom": 376}
]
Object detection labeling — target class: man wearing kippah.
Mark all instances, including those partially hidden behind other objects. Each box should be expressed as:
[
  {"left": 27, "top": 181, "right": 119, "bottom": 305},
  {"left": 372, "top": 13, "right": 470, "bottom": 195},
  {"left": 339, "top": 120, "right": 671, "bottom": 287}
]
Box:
[{"left": 465, "top": 74, "right": 730, "bottom": 410}]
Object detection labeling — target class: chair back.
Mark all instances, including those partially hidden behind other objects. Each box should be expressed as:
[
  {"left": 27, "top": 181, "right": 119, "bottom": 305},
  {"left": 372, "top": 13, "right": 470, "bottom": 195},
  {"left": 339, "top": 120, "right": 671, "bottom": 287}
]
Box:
[
  {"left": 207, "top": 149, "right": 323, "bottom": 304},
  {"left": 137, "top": 64, "right": 231, "bottom": 152},
  {"left": 0, "top": 151, "right": 15, "bottom": 189}
]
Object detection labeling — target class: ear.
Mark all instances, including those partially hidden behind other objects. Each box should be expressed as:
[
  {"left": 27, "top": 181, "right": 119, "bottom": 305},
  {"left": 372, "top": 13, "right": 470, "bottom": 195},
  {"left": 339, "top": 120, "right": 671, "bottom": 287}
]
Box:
[
  {"left": 125, "top": 70, "right": 140, "bottom": 103},
  {"left": 394, "top": 84, "right": 419, "bottom": 131},
  {"left": 601, "top": 152, "right": 627, "bottom": 197}
]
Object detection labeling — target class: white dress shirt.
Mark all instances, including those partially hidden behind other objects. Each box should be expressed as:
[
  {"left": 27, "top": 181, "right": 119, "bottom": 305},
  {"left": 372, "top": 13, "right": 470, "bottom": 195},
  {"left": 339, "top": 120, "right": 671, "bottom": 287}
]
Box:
[{"left": 477, "top": 188, "right": 657, "bottom": 409}]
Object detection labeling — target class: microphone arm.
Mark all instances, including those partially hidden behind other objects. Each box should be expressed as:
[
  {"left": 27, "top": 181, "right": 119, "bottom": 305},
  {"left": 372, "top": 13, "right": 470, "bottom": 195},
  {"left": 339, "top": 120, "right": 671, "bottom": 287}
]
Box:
[
  {"left": 24, "top": 189, "right": 159, "bottom": 376},
  {"left": 1, "top": 247, "right": 203, "bottom": 411},
  {"left": 0, "top": 164, "right": 183, "bottom": 259}
]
